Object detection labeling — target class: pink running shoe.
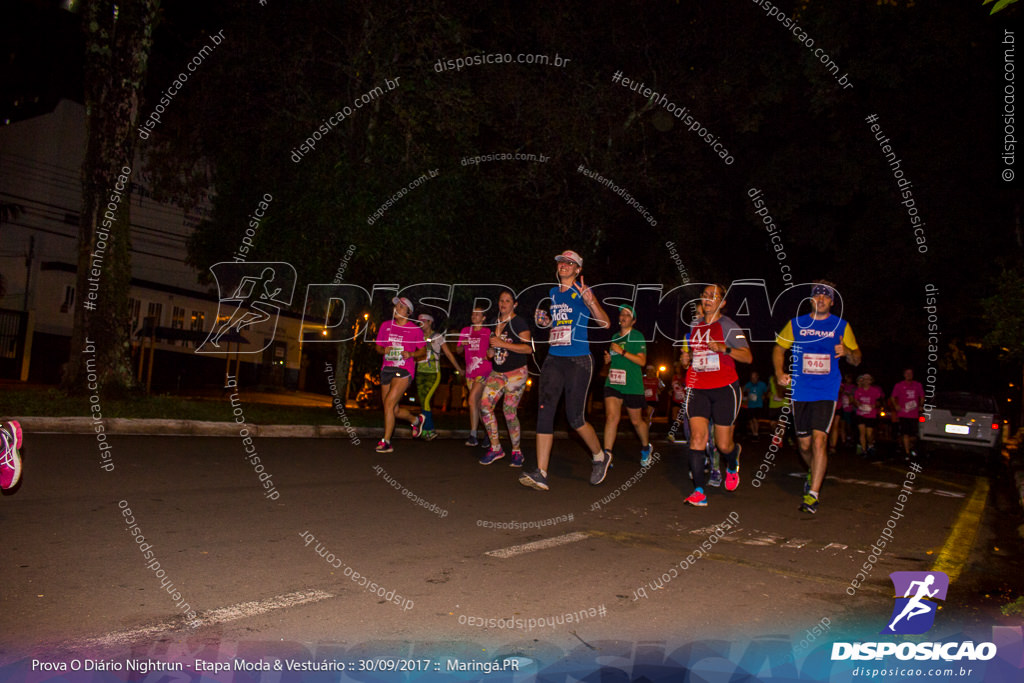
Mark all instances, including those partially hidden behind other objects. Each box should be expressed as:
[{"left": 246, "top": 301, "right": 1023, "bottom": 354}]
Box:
[
  {"left": 684, "top": 490, "right": 707, "bottom": 507},
  {"left": 1, "top": 421, "right": 23, "bottom": 490},
  {"left": 411, "top": 414, "right": 425, "bottom": 438}
]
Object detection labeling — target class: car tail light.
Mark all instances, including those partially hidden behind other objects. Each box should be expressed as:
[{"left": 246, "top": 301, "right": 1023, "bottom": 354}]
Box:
[{"left": 992, "top": 423, "right": 999, "bottom": 430}]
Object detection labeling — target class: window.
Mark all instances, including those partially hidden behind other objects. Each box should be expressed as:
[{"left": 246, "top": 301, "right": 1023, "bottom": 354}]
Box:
[
  {"left": 60, "top": 285, "right": 75, "bottom": 313},
  {"left": 127, "top": 298, "right": 141, "bottom": 337},
  {"left": 172, "top": 306, "right": 186, "bottom": 346}
]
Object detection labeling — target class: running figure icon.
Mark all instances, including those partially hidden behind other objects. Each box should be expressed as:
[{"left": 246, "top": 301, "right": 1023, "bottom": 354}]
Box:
[
  {"left": 882, "top": 571, "right": 949, "bottom": 635},
  {"left": 888, "top": 575, "right": 938, "bottom": 632},
  {"left": 197, "top": 262, "right": 297, "bottom": 354}
]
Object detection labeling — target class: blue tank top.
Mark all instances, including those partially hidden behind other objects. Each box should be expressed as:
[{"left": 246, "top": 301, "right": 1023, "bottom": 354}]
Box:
[
  {"left": 547, "top": 285, "right": 591, "bottom": 357},
  {"left": 788, "top": 314, "right": 847, "bottom": 402}
]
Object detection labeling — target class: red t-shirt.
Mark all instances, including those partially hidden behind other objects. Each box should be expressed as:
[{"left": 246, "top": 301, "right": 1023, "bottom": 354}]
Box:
[{"left": 683, "top": 317, "right": 746, "bottom": 390}]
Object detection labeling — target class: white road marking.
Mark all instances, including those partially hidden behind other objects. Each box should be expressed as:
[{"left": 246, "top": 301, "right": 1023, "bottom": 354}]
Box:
[
  {"left": 691, "top": 525, "right": 846, "bottom": 554},
  {"left": 821, "top": 543, "right": 848, "bottom": 551},
  {"left": 485, "top": 531, "right": 591, "bottom": 558},
  {"left": 82, "top": 589, "right": 333, "bottom": 648},
  {"left": 787, "top": 472, "right": 965, "bottom": 497}
]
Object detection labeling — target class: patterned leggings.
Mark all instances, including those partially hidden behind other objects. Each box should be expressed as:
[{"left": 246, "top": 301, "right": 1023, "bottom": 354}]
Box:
[{"left": 480, "top": 366, "right": 529, "bottom": 450}]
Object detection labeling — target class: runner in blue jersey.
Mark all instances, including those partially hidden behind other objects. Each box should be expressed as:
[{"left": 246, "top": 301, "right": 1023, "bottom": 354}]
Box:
[
  {"left": 519, "top": 250, "right": 610, "bottom": 491},
  {"left": 773, "top": 281, "right": 862, "bottom": 514}
]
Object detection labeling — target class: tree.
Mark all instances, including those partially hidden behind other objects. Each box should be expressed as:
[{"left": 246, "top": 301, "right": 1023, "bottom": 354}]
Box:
[
  {"left": 982, "top": 269, "right": 1024, "bottom": 425},
  {"left": 983, "top": 0, "right": 1020, "bottom": 14},
  {"left": 64, "top": 0, "right": 160, "bottom": 395}
]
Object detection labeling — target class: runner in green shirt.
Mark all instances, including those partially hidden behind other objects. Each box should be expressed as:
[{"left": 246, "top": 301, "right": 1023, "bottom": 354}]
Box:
[{"left": 602, "top": 305, "right": 654, "bottom": 466}]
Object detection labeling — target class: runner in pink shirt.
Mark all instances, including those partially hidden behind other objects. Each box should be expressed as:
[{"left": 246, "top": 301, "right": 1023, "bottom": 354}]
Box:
[
  {"left": 374, "top": 297, "right": 426, "bottom": 453},
  {"left": 457, "top": 306, "right": 493, "bottom": 446},
  {"left": 891, "top": 367, "right": 925, "bottom": 460},
  {"left": 854, "top": 373, "right": 884, "bottom": 458}
]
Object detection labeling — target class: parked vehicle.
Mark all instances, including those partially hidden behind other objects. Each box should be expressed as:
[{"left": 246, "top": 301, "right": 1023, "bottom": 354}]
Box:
[{"left": 918, "top": 391, "right": 1003, "bottom": 456}]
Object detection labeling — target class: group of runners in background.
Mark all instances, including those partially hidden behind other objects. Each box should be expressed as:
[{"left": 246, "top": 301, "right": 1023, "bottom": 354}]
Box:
[{"left": 373, "top": 248, "right": 878, "bottom": 514}]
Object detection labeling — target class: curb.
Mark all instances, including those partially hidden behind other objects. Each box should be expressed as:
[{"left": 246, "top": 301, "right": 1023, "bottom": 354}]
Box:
[{"left": 17, "top": 417, "right": 571, "bottom": 441}]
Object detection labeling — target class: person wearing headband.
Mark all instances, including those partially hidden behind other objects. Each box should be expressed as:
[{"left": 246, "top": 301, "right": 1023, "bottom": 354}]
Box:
[
  {"left": 374, "top": 297, "right": 427, "bottom": 453},
  {"left": 415, "top": 313, "right": 462, "bottom": 441},
  {"left": 519, "top": 250, "right": 611, "bottom": 491},
  {"left": 773, "top": 280, "right": 862, "bottom": 514},
  {"left": 678, "top": 283, "right": 752, "bottom": 508}
]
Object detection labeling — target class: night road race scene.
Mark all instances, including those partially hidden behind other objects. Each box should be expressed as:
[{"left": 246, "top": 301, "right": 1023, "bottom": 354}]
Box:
[{"left": 1, "top": 1, "right": 1024, "bottom": 682}]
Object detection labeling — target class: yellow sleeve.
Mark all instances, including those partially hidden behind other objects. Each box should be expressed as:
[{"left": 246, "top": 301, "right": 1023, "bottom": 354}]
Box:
[
  {"left": 843, "top": 324, "right": 859, "bottom": 350},
  {"left": 775, "top": 321, "right": 795, "bottom": 350}
]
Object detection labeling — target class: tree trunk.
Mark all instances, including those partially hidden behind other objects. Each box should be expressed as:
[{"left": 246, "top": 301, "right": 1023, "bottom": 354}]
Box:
[{"left": 64, "top": 0, "right": 160, "bottom": 395}]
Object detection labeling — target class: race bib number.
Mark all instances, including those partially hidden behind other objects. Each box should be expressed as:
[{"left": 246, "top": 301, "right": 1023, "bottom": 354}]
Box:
[
  {"left": 903, "top": 400, "right": 918, "bottom": 412},
  {"left": 748, "top": 392, "right": 757, "bottom": 402},
  {"left": 385, "top": 346, "right": 403, "bottom": 362},
  {"left": 693, "top": 351, "right": 720, "bottom": 373},
  {"left": 609, "top": 369, "right": 627, "bottom": 385},
  {"left": 802, "top": 353, "right": 831, "bottom": 375},
  {"left": 550, "top": 325, "right": 572, "bottom": 347}
]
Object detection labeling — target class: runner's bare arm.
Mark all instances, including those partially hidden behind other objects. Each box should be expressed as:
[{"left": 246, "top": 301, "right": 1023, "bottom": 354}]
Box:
[
  {"left": 576, "top": 277, "right": 610, "bottom": 328},
  {"left": 772, "top": 344, "right": 791, "bottom": 386}
]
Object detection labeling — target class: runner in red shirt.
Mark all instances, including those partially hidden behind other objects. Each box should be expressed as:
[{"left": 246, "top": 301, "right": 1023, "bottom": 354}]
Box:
[{"left": 678, "top": 284, "right": 752, "bottom": 507}]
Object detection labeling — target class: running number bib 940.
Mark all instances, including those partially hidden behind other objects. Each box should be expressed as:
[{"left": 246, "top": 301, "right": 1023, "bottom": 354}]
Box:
[
  {"left": 385, "top": 346, "right": 403, "bottom": 362},
  {"left": 550, "top": 325, "right": 572, "bottom": 346},
  {"left": 802, "top": 353, "right": 831, "bottom": 375},
  {"left": 608, "top": 369, "right": 627, "bottom": 385},
  {"left": 693, "top": 351, "right": 720, "bottom": 373}
]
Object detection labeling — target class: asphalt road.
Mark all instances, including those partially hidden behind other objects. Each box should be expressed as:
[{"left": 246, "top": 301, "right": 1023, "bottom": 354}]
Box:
[{"left": 0, "top": 431, "right": 1020, "bottom": 669}]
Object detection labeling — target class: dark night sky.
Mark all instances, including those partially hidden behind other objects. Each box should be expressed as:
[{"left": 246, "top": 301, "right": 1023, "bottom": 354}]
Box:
[{"left": 3, "top": 0, "right": 1023, "bottom": 392}]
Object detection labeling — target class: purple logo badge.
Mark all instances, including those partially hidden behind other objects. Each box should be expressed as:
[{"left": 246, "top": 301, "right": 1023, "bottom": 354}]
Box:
[{"left": 882, "top": 571, "right": 949, "bottom": 635}]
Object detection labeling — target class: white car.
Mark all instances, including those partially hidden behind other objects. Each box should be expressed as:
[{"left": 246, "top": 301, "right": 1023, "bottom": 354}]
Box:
[{"left": 918, "top": 391, "right": 1003, "bottom": 455}]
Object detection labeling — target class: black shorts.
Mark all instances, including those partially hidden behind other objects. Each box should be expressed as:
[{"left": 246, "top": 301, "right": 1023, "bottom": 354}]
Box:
[
  {"left": 857, "top": 415, "right": 878, "bottom": 429},
  {"left": 685, "top": 382, "right": 741, "bottom": 426},
  {"left": 605, "top": 386, "right": 646, "bottom": 410},
  {"left": 537, "top": 354, "right": 593, "bottom": 434},
  {"left": 381, "top": 366, "right": 412, "bottom": 384},
  {"left": 793, "top": 400, "right": 837, "bottom": 437},
  {"left": 899, "top": 417, "right": 919, "bottom": 436}
]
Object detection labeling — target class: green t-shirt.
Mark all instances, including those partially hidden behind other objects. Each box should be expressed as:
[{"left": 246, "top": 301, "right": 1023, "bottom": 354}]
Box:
[{"left": 605, "top": 328, "right": 646, "bottom": 395}]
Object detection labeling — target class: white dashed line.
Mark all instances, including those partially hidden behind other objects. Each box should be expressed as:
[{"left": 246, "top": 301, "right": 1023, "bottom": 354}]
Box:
[
  {"left": 485, "top": 531, "right": 591, "bottom": 558},
  {"left": 82, "top": 589, "right": 334, "bottom": 648}
]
